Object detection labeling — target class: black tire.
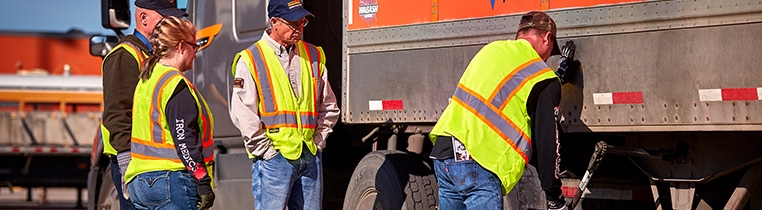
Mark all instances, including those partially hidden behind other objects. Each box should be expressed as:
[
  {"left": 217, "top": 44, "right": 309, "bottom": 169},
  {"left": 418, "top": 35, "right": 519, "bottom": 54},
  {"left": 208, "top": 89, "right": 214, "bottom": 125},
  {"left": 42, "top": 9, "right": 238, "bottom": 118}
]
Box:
[
  {"left": 97, "top": 164, "right": 120, "bottom": 210},
  {"left": 343, "top": 150, "right": 438, "bottom": 210}
]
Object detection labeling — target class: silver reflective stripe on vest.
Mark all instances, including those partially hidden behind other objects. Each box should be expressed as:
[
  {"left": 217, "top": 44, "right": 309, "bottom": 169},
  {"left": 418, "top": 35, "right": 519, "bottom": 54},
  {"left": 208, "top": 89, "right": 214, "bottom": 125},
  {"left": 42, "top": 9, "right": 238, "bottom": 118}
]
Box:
[
  {"left": 131, "top": 142, "right": 181, "bottom": 160},
  {"left": 452, "top": 86, "right": 532, "bottom": 158},
  {"left": 261, "top": 113, "right": 298, "bottom": 127},
  {"left": 490, "top": 60, "right": 549, "bottom": 108},
  {"left": 150, "top": 71, "right": 180, "bottom": 143},
  {"left": 302, "top": 43, "right": 321, "bottom": 127},
  {"left": 260, "top": 113, "right": 317, "bottom": 128},
  {"left": 248, "top": 44, "right": 276, "bottom": 113},
  {"left": 305, "top": 43, "right": 321, "bottom": 79},
  {"left": 118, "top": 42, "right": 147, "bottom": 62},
  {"left": 300, "top": 114, "right": 317, "bottom": 128},
  {"left": 304, "top": 43, "right": 324, "bottom": 107}
]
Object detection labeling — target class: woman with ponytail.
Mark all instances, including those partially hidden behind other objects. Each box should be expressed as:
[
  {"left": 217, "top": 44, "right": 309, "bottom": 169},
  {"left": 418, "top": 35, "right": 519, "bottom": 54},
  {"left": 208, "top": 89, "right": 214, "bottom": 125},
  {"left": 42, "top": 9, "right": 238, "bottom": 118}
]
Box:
[{"left": 124, "top": 16, "right": 216, "bottom": 210}]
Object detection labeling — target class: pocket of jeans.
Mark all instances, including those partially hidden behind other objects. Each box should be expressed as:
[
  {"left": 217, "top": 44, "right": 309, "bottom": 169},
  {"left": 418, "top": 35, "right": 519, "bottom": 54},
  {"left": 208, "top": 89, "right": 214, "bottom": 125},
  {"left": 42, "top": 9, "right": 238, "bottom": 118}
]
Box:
[
  {"left": 445, "top": 160, "right": 480, "bottom": 192},
  {"left": 178, "top": 171, "right": 201, "bottom": 197},
  {"left": 133, "top": 171, "right": 171, "bottom": 206}
]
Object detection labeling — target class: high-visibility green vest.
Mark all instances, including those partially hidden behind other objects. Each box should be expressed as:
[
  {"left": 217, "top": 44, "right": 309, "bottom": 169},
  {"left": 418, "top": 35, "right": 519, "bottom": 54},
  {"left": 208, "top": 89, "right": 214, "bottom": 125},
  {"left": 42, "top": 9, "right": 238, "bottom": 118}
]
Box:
[
  {"left": 124, "top": 64, "right": 215, "bottom": 184},
  {"left": 430, "top": 39, "right": 559, "bottom": 194},
  {"left": 100, "top": 42, "right": 147, "bottom": 156},
  {"left": 232, "top": 39, "right": 326, "bottom": 160}
]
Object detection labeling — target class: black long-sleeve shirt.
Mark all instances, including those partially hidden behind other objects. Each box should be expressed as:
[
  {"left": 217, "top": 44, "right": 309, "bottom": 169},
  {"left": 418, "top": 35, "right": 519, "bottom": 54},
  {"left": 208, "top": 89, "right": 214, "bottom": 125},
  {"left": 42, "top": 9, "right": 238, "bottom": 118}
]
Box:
[
  {"left": 527, "top": 79, "right": 563, "bottom": 199},
  {"left": 166, "top": 80, "right": 212, "bottom": 195}
]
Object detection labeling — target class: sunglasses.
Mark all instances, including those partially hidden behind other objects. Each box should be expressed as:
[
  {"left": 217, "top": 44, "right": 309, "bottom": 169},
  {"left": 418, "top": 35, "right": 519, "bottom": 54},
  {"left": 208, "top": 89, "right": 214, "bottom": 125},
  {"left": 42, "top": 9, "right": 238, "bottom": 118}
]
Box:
[
  {"left": 183, "top": 40, "right": 200, "bottom": 52},
  {"left": 276, "top": 17, "right": 309, "bottom": 32}
]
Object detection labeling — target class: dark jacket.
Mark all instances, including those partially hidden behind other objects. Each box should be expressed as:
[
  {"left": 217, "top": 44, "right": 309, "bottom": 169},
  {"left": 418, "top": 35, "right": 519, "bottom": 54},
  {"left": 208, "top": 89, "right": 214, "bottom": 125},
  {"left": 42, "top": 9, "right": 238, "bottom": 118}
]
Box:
[{"left": 102, "top": 35, "right": 150, "bottom": 153}]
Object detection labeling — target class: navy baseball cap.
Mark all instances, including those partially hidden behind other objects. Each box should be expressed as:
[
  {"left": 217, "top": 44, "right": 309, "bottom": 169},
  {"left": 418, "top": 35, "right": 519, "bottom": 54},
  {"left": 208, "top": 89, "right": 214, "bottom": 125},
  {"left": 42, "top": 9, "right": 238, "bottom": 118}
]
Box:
[
  {"left": 268, "top": 0, "right": 314, "bottom": 21},
  {"left": 135, "top": 0, "right": 188, "bottom": 17}
]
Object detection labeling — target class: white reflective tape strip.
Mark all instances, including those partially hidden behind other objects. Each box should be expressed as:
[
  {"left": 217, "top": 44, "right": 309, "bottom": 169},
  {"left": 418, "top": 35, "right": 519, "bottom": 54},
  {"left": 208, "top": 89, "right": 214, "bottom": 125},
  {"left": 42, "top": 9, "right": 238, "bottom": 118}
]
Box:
[
  {"left": 758, "top": 87, "right": 762, "bottom": 100},
  {"left": 699, "top": 89, "right": 722, "bottom": 101},
  {"left": 348, "top": 0, "right": 353, "bottom": 25},
  {"left": 368, "top": 100, "right": 383, "bottom": 111},
  {"left": 593, "top": 93, "right": 613, "bottom": 105}
]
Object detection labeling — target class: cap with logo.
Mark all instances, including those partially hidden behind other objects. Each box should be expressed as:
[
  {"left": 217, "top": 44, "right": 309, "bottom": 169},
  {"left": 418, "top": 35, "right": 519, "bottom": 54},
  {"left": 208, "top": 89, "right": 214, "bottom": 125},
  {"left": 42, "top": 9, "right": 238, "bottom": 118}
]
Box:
[
  {"left": 135, "top": 0, "right": 188, "bottom": 17},
  {"left": 268, "top": 0, "right": 314, "bottom": 22},
  {"left": 518, "top": 11, "right": 561, "bottom": 56}
]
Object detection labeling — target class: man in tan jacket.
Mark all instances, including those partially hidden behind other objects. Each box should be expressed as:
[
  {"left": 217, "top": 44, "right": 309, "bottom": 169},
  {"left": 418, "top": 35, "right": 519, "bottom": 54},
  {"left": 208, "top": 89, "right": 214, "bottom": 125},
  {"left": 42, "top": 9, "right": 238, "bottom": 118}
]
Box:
[{"left": 229, "top": 0, "right": 340, "bottom": 209}]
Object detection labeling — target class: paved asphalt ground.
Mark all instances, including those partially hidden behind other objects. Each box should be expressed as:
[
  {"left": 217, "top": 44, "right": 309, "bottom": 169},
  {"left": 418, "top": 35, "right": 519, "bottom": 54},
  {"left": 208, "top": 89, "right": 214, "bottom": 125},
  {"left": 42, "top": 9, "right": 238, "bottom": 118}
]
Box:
[{"left": 0, "top": 187, "right": 85, "bottom": 210}]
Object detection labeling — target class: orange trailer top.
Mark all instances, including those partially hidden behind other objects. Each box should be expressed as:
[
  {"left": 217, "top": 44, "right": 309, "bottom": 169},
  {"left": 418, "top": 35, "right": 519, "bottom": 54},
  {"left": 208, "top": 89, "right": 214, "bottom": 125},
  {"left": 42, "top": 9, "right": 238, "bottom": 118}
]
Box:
[{"left": 348, "top": 0, "right": 643, "bottom": 30}]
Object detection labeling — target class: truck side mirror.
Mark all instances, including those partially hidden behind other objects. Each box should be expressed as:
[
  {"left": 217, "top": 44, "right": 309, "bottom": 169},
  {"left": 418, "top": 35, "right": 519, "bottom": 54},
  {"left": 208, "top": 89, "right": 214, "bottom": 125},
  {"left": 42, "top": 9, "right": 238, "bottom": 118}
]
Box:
[
  {"left": 90, "top": 35, "right": 119, "bottom": 57},
  {"left": 101, "top": 0, "right": 130, "bottom": 30}
]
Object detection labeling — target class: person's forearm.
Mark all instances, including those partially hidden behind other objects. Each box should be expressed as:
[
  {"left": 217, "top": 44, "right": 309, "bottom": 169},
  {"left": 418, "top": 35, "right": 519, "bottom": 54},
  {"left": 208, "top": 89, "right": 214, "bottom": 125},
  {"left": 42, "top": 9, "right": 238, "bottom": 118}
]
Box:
[
  {"left": 166, "top": 85, "right": 212, "bottom": 194},
  {"left": 231, "top": 59, "right": 274, "bottom": 158},
  {"left": 532, "top": 80, "right": 563, "bottom": 196},
  {"left": 314, "top": 71, "right": 340, "bottom": 149}
]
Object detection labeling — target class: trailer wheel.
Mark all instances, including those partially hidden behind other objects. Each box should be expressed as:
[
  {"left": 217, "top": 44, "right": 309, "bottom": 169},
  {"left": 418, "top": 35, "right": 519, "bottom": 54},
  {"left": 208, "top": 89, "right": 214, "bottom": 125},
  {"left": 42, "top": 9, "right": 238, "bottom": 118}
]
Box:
[
  {"left": 97, "top": 165, "right": 120, "bottom": 210},
  {"left": 343, "top": 150, "right": 438, "bottom": 210}
]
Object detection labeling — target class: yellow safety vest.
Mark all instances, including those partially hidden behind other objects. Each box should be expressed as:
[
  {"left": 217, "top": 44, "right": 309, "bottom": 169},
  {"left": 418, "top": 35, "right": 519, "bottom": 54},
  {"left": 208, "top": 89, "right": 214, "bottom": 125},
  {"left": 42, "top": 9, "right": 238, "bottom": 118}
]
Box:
[
  {"left": 124, "top": 64, "right": 215, "bottom": 184},
  {"left": 430, "top": 39, "right": 559, "bottom": 194},
  {"left": 232, "top": 39, "right": 326, "bottom": 160},
  {"left": 100, "top": 42, "right": 147, "bottom": 156}
]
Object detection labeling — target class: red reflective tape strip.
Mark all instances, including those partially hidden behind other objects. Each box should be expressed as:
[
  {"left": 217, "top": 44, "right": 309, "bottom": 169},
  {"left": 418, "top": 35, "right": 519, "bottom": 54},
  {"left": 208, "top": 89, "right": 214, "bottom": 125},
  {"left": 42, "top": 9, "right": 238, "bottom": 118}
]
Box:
[
  {"left": 721, "top": 88, "right": 758, "bottom": 101},
  {"left": 369, "top": 100, "right": 404, "bottom": 110},
  {"left": 2, "top": 147, "right": 90, "bottom": 154},
  {"left": 562, "top": 186, "right": 577, "bottom": 198},
  {"left": 699, "top": 87, "right": 762, "bottom": 101},
  {"left": 593, "top": 92, "right": 643, "bottom": 104},
  {"left": 611, "top": 92, "right": 643, "bottom": 104},
  {"left": 382, "top": 100, "right": 403, "bottom": 110}
]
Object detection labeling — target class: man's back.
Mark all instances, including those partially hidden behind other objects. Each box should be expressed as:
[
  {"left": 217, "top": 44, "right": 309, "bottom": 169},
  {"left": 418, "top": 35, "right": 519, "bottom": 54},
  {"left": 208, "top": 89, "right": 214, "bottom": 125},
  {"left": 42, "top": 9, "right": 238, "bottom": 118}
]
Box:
[{"left": 102, "top": 35, "right": 149, "bottom": 154}]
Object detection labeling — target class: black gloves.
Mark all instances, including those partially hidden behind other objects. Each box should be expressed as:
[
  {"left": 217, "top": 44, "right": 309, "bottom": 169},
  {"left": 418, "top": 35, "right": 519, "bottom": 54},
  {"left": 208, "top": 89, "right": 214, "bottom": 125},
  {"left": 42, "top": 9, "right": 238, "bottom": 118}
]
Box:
[
  {"left": 558, "top": 59, "right": 580, "bottom": 85},
  {"left": 557, "top": 40, "right": 580, "bottom": 84},
  {"left": 560, "top": 40, "right": 575, "bottom": 62},
  {"left": 198, "top": 191, "right": 215, "bottom": 210}
]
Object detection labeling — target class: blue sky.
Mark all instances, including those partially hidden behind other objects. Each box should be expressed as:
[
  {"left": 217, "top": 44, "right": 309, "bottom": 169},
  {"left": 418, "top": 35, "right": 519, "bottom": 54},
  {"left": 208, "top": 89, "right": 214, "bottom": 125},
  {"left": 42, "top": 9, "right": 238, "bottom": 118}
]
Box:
[{"left": 0, "top": 0, "right": 187, "bottom": 35}]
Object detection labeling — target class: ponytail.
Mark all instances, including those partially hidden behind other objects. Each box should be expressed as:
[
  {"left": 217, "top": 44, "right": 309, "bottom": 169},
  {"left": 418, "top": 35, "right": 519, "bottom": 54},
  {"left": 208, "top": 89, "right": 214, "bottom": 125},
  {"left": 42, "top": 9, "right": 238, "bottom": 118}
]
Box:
[{"left": 140, "top": 54, "right": 159, "bottom": 81}]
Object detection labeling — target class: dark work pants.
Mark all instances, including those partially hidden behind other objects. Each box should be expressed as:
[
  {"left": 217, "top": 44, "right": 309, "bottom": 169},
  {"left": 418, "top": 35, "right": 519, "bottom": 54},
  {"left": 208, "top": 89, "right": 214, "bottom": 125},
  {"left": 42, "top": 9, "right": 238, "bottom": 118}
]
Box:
[
  {"left": 110, "top": 156, "right": 137, "bottom": 210},
  {"left": 529, "top": 135, "right": 563, "bottom": 200}
]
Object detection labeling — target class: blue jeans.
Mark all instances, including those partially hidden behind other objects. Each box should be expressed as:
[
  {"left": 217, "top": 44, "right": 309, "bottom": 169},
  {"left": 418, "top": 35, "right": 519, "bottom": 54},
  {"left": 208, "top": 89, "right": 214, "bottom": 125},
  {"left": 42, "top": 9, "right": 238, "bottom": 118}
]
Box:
[
  {"left": 252, "top": 149, "right": 322, "bottom": 210},
  {"left": 434, "top": 158, "right": 504, "bottom": 210},
  {"left": 110, "top": 157, "right": 137, "bottom": 210},
  {"left": 127, "top": 170, "right": 200, "bottom": 210}
]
